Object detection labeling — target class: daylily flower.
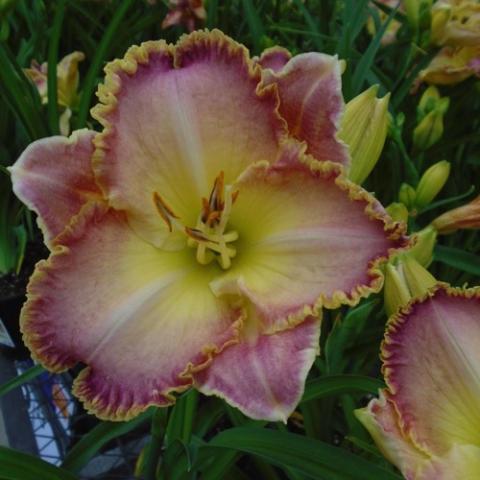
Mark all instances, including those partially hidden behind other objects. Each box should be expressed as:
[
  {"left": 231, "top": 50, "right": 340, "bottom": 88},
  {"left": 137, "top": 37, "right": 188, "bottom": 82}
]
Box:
[
  {"left": 356, "top": 285, "right": 480, "bottom": 479},
  {"left": 431, "top": 0, "right": 480, "bottom": 47},
  {"left": 10, "top": 31, "right": 405, "bottom": 422},
  {"left": 418, "top": 45, "right": 480, "bottom": 85},
  {"left": 161, "top": 0, "right": 206, "bottom": 32},
  {"left": 432, "top": 194, "right": 480, "bottom": 233},
  {"left": 24, "top": 51, "right": 85, "bottom": 135}
]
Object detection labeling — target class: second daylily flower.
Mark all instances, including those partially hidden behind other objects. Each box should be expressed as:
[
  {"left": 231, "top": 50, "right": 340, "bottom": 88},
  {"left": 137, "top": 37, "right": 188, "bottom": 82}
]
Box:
[
  {"left": 11, "top": 31, "right": 404, "bottom": 422},
  {"left": 357, "top": 285, "right": 480, "bottom": 479}
]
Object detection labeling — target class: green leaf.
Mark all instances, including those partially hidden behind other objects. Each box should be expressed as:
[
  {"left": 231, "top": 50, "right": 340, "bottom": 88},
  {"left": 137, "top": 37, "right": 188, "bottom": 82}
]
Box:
[
  {"left": 75, "top": 0, "right": 134, "bottom": 128},
  {"left": 165, "top": 389, "right": 198, "bottom": 446},
  {"left": 46, "top": 0, "right": 66, "bottom": 134},
  {"left": 351, "top": 4, "right": 399, "bottom": 95},
  {"left": 206, "top": 427, "right": 402, "bottom": 479},
  {"left": 62, "top": 409, "right": 152, "bottom": 472},
  {"left": 302, "top": 375, "right": 384, "bottom": 403},
  {"left": 241, "top": 0, "right": 265, "bottom": 54},
  {"left": 0, "top": 364, "right": 44, "bottom": 397},
  {"left": 291, "top": 0, "right": 323, "bottom": 51},
  {"left": 0, "top": 446, "right": 78, "bottom": 480},
  {"left": 417, "top": 186, "right": 475, "bottom": 215},
  {"left": 434, "top": 245, "right": 480, "bottom": 276}
]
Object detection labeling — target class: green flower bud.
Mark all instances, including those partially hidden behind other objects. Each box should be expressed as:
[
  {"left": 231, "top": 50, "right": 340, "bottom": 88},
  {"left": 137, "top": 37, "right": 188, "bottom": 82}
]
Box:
[
  {"left": 409, "top": 226, "right": 437, "bottom": 267},
  {"left": 415, "top": 160, "right": 451, "bottom": 209},
  {"left": 386, "top": 202, "right": 409, "bottom": 224},
  {"left": 340, "top": 85, "right": 390, "bottom": 185},
  {"left": 384, "top": 255, "right": 437, "bottom": 317},
  {"left": 399, "top": 183, "right": 416, "bottom": 209}
]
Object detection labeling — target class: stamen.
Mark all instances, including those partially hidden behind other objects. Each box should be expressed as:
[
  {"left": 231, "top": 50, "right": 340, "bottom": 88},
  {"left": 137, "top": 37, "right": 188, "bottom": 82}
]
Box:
[
  {"left": 154, "top": 173, "right": 239, "bottom": 270},
  {"left": 153, "top": 192, "right": 179, "bottom": 232}
]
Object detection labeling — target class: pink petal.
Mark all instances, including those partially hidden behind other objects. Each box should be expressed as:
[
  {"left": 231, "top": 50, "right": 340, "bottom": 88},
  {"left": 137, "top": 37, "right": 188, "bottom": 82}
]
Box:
[
  {"left": 210, "top": 143, "right": 406, "bottom": 333},
  {"left": 383, "top": 285, "right": 480, "bottom": 456},
  {"left": 9, "top": 129, "right": 101, "bottom": 246},
  {"left": 92, "top": 30, "right": 287, "bottom": 248},
  {"left": 256, "top": 46, "right": 292, "bottom": 72},
  {"left": 194, "top": 316, "right": 321, "bottom": 422},
  {"left": 22, "top": 202, "right": 242, "bottom": 420},
  {"left": 262, "top": 53, "right": 350, "bottom": 166}
]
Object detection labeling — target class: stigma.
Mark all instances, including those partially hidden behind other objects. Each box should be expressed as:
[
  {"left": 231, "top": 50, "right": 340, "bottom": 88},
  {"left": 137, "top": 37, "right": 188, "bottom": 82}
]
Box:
[{"left": 153, "top": 171, "right": 239, "bottom": 269}]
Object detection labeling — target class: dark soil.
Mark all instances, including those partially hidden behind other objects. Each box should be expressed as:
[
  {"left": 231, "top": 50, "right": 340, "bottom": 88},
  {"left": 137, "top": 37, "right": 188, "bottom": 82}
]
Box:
[{"left": 0, "top": 236, "right": 49, "bottom": 300}]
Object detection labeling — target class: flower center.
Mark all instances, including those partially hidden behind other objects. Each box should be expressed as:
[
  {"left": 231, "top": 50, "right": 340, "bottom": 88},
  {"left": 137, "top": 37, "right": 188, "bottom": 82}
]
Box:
[{"left": 153, "top": 171, "right": 239, "bottom": 269}]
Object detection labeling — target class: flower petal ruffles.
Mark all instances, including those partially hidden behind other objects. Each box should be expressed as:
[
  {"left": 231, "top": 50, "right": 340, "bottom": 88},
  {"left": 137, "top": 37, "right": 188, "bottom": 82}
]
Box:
[
  {"left": 9, "top": 129, "right": 101, "bottom": 246},
  {"left": 92, "top": 30, "right": 287, "bottom": 249},
  {"left": 261, "top": 51, "right": 349, "bottom": 166},
  {"left": 23, "top": 202, "right": 242, "bottom": 420}
]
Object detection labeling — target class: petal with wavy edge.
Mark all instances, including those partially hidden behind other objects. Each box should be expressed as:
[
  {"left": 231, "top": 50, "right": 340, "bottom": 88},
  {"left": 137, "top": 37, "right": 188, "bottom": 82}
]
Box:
[
  {"left": 383, "top": 285, "right": 480, "bottom": 456},
  {"left": 21, "top": 202, "right": 242, "bottom": 421},
  {"left": 262, "top": 52, "right": 349, "bottom": 166},
  {"left": 210, "top": 143, "right": 405, "bottom": 332},
  {"left": 9, "top": 129, "right": 101, "bottom": 247},
  {"left": 194, "top": 316, "right": 320, "bottom": 422},
  {"left": 255, "top": 46, "right": 292, "bottom": 72},
  {"left": 355, "top": 391, "right": 429, "bottom": 479},
  {"left": 92, "top": 30, "right": 286, "bottom": 249}
]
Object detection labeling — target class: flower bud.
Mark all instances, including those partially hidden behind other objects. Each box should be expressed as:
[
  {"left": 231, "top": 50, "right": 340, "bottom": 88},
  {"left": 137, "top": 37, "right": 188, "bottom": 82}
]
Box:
[
  {"left": 399, "top": 183, "right": 416, "bottom": 209},
  {"left": 401, "top": 255, "right": 437, "bottom": 299},
  {"left": 386, "top": 202, "right": 409, "bottom": 224},
  {"left": 340, "top": 85, "right": 390, "bottom": 185},
  {"left": 431, "top": 3, "right": 451, "bottom": 45},
  {"left": 384, "top": 262, "right": 411, "bottom": 317},
  {"left": 415, "top": 160, "right": 451, "bottom": 209},
  {"left": 409, "top": 226, "right": 437, "bottom": 267},
  {"left": 418, "top": 85, "right": 440, "bottom": 117},
  {"left": 384, "top": 255, "right": 437, "bottom": 316},
  {"left": 413, "top": 97, "right": 449, "bottom": 151},
  {"left": 432, "top": 195, "right": 480, "bottom": 234}
]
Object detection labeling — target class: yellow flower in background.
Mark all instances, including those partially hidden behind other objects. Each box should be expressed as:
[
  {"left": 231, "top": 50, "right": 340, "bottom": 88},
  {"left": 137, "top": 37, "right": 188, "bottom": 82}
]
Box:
[
  {"left": 431, "top": 0, "right": 480, "bottom": 46},
  {"left": 367, "top": 0, "right": 403, "bottom": 46},
  {"left": 24, "top": 51, "right": 84, "bottom": 135},
  {"left": 418, "top": 44, "right": 480, "bottom": 85},
  {"left": 415, "top": 160, "right": 451, "bottom": 208}
]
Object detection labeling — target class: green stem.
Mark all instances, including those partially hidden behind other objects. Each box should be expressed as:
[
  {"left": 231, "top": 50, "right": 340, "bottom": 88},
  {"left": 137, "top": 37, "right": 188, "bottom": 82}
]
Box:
[{"left": 144, "top": 408, "right": 168, "bottom": 480}]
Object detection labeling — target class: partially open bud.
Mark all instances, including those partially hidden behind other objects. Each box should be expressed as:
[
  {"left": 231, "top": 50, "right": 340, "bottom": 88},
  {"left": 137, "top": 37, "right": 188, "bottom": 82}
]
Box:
[
  {"left": 415, "top": 160, "right": 451, "bottom": 209},
  {"left": 399, "top": 183, "right": 416, "bottom": 209},
  {"left": 432, "top": 195, "right": 480, "bottom": 233},
  {"left": 384, "top": 254, "right": 437, "bottom": 316},
  {"left": 386, "top": 202, "right": 409, "bottom": 224},
  {"left": 431, "top": 2, "right": 452, "bottom": 45},
  {"left": 418, "top": 85, "right": 440, "bottom": 115},
  {"left": 409, "top": 225, "right": 437, "bottom": 266},
  {"left": 340, "top": 85, "right": 390, "bottom": 185}
]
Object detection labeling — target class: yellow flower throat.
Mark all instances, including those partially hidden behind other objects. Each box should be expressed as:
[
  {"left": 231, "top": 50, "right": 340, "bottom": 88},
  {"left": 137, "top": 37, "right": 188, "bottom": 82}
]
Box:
[{"left": 153, "top": 171, "right": 239, "bottom": 269}]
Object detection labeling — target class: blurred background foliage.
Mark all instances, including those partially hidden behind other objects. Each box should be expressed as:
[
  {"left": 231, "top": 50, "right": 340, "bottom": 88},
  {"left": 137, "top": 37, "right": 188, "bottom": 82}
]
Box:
[{"left": 0, "top": 1, "right": 479, "bottom": 479}]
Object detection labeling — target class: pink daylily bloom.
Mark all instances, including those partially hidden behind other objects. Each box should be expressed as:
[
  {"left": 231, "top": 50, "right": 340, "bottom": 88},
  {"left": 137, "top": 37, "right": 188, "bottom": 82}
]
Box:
[
  {"left": 356, "top": 285, "right": 480, "bottom": 479},
  {"left": 11, "top": 31, "right": 405, "bottom": 422}
]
